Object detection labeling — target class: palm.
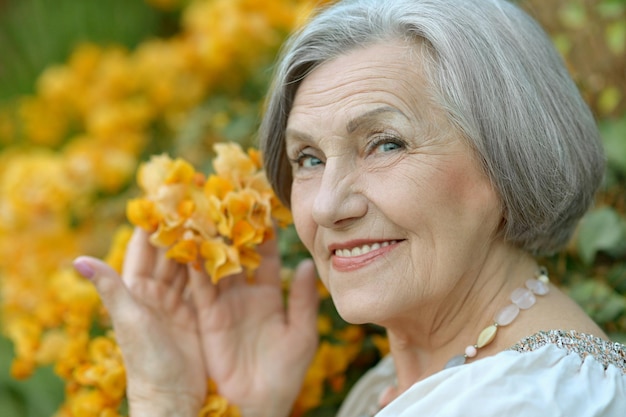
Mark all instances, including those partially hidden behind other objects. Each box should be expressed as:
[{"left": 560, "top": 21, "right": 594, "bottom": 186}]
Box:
[{"left": 189, "top": 241, "right": 319, "bottom": 417}]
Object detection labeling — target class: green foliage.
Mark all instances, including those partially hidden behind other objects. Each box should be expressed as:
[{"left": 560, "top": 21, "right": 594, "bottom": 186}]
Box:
[
  {"left": 561, "top": 113, "right": 626, "bottom": 342},
  {"left": 577, "top": 207, "right": 626, "bottom": 265},
  {"left": 601, "top": 118, "right": 626, "bottom": 180},
  {"left": 0, "top": 335, "right": 63, "bottom": 417},
  {"left": 0, "top": 0, "right": 168, "bottom": 101}
]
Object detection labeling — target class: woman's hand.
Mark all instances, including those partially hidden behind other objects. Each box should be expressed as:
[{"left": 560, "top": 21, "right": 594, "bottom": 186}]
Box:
[
  {"left": 74, "top": 228, "right": 208, "bottom": 417},
  {"left": 188, "top": 237, "right": 320, "bottom": 417},
  {"left": 74, "top": 227, "right": 320, "bottom": 417}
]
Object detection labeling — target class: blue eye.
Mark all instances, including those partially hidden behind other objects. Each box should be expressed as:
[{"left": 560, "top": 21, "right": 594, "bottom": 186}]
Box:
[
  {"left": 377, "top": 141, "right": 401, "bottom": 152},
  {"left": 297, "top": 154, "right": 323, "bottom": 168},
  {"left": 371, "top": 136, "right": 404, "bottom": 154}
]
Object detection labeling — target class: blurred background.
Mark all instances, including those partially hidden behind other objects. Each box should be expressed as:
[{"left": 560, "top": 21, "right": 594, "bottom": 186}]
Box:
[{"left": 0, "top": 0, "right": 624, "bottom": 416}]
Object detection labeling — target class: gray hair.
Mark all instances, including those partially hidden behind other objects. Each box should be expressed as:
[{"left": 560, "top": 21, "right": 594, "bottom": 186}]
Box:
[{"left": 259, "top": 0, "right": 605, "bottom": 255}]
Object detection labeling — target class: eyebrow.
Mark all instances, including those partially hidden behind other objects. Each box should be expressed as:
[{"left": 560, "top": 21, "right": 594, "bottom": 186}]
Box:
[
  {"left": 346, "top": 106, "right": 407, "bottom": 133},
  {"left": 285, "top": 106, "right": 407, "bottom": 143}
]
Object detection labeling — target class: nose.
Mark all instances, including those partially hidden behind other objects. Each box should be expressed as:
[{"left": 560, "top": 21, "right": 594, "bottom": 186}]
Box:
[{"left": 311, "top": 157, "right": 367, "bottom": 228}]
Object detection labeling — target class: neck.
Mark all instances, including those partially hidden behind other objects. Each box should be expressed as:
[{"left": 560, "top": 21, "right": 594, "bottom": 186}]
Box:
[{"left": 383, "top": 244, "right": 538, "bottom": 392}]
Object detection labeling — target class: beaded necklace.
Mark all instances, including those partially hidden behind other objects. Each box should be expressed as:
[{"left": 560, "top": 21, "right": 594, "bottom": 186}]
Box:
[
  {"left": 443, "top": 266, "right": 550, "bottom": 369},
  {"left": 371, "top": 267, "right": 551, "bottom": 415}
]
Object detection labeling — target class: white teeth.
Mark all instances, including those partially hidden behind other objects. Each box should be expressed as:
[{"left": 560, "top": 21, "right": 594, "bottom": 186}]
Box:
[{"left": 335, "top": 240, "right": 397, "bottom": 258}]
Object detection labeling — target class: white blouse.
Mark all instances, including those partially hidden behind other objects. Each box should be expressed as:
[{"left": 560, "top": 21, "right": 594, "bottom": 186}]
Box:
[{"left": 337, "top": 330, "right": 626, "bottom": 417}]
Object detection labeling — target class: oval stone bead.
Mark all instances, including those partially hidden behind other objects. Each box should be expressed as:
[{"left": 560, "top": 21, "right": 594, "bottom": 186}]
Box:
[
  {"left": 476, "top": 324, "right": 498, "bottom": 348},
  {"left": 494, "top": 303, "right": 520, "bottom": 326},
  {"left": 525, "top": 278, "right": 549, "bottom": 295},
  {"left": 444, "top": 354, "right": 467, "bottom": 369},
  {"left": 510, "top": 288, "right": 536, "bottom": 309}
]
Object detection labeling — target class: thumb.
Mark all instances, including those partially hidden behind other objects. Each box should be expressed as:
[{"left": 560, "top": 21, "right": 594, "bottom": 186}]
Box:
[
  {"left": 287, "top": 259, "right": 320, "bottom": 332},
  {"left": 73, "top": 256, "right": 137, "bottom": 319}
]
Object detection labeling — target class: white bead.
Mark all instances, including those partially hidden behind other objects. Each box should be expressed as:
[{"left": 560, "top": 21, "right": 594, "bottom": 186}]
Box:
[
  {"left": 494, "top": 303, "right": 520, "bottom": 326},
  {"left": 538, "top": 274, "right": 550, "bottom": 284},
  {"left": 511, "top": 288, "right": 536, "bottom": 309},
  {"left": 525, "top": 278, "right": 549, "bottom": 295},
  {"left": 465, "top": 345, "right": 477, "bottom": 358}
]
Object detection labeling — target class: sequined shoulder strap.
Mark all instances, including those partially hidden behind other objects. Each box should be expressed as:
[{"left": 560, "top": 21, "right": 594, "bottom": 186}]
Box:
[{"left": 508, "top": 329, "right": 626, "bottom": 374}]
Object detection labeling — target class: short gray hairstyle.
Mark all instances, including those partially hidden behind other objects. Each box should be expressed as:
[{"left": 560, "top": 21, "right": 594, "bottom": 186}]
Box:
[{"left": 259, "top": 0, "right": 605, "bottom": 255}]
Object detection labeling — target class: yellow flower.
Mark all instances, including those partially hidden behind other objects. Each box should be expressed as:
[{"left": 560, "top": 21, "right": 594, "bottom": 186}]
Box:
[
  {"left": 35, "top": 329, "right": 68, "bottom": 365},
  {"left": 126, "top": 198, "right": 161, "bottom": 231},
  {"left": 10, "top": 357, "right": 36, "bottom": 380},
  {"left": 0, "top": 149, "right": 77, "bottom": 229},
  {"left": 18, "top": 96, "right": 69, "bottom": 146},
  {"left": 200, "top": 238, "right": 242, "bottom": 283},
  {"left": 212, "top": 142, "right": 257, "bottom": 184},
  {"left": 167, "top": 238, "right": 200, "bottom": 263},
  {"left": 137, "top": 154, "right": 190, "bottom": 195},
  {"left": 68, "top": 389, "right": 108, "bottom": 417},
  {"left": 204, "top": 175, "right": 235, "bottom": 200},
  {"left": 104, "top": 226, "right": 133, "bottom": 273}
]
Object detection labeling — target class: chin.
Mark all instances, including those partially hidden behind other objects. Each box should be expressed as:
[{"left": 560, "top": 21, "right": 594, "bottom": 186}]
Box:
[{"left": 332, "top": 296, "right": 384, "bottom": 325}]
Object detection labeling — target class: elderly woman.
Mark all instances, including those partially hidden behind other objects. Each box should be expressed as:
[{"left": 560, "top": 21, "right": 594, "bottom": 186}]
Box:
[{"left": 73, "top": 0, "right": 626, "bottom": 416}]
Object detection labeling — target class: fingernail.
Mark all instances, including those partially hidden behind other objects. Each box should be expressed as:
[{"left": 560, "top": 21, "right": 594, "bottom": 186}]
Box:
[{"left": 73, "top": 259, "right": 95, "bottom": 279}]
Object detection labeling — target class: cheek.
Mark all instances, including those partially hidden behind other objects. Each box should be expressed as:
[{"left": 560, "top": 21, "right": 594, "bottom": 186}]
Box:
[{"left": 291, "top": 184, "right": 316, "bottom": 253}]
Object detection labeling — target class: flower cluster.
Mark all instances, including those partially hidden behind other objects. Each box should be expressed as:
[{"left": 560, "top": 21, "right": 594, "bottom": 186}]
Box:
[{"left": 127, "top": 143, "right": 292, "bottom": 282}]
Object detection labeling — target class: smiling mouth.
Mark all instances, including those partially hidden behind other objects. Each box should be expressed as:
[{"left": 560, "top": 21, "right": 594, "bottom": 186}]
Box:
[{"left": 334, "top": 240, "right": 400, "bottom": 258}]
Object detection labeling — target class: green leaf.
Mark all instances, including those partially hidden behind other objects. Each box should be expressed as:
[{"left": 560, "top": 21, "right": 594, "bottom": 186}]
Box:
[
  {"left": 568, "top": 280, "right": 626, "bottom": 324},
  {"left": 558, "top": 3, "right": 588, "bottom": 29},
  {"left": 607, "top": 264, "right": 626, "bottom": 294},
  {"left": 0, "top": 336, "right": 64, "bottom": 417},
  {"left": 577, "top": 207, "right": 626, "bottom": 264},
  {"left": 600, "top": 117, "right": 626, "bottom": 176}
]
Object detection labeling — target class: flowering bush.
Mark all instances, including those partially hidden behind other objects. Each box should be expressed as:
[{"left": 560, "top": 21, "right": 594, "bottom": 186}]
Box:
[
  {"left": 0, "top": 0, "right": 624, "bottom": 416},
  {"left": 0, "top": 1, "right": 382, "bottom": 416}
]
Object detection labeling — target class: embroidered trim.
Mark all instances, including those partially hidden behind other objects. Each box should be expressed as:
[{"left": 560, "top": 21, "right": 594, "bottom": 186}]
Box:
[{"left": 508, "top": 329, "right": 626, "bottom": 374}]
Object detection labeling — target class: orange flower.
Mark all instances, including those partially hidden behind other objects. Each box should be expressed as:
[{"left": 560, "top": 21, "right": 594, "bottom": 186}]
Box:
[
  {"left": 200, "top": 238, "right": 243, "bottom": 282},
  {"left": 126, "top": 198, "right": 161, "bottom": 231},
  {"left": 167, "top": 238, "right": 200, "bottom": 263},
  {"left": 204, "top": 175, "right": 234, "bottom": 200},
  {"left": 213, "top": 142, "right": 257, "bottom": 182}
]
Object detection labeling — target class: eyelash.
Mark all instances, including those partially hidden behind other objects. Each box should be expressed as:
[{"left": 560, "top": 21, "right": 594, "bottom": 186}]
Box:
[
  {"left": 288, "top": 149, "right": 322, "bottom": 168},
  {"left": 367, "top": 134, "right": 406, "bottom": 154}
]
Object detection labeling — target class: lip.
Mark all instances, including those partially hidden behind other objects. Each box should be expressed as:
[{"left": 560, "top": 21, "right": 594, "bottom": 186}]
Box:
[{"left": 330, "top": 239, "right": 402, "bottom": 272}]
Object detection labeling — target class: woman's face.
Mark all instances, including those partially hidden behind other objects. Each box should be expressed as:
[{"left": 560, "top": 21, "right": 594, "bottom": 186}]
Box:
[{"left": 286, "top": 40, "right": 503, "bottom": 326}]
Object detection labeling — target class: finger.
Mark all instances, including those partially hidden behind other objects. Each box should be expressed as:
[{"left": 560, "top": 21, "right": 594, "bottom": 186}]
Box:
[
  {"left": 154, "top": 249, "right": 182, "bottom": 285},
  {"left": 74, "top": 256, "right": 143, "bottom": 325},
  {"left": 254, "top": 237, "right": 281, "bottom": 286},
  {"left": 188, "top": 263, "right": 218, "bottom": 308},
  {"left": 216, "top": 268, "right": 247, "bottom": 293},
  {"left": 162, "top": 268, "right": 190, "bottom": 313},
  {"left": 287, "top": 259, "right": 319, "bottom": 332},
  {"left": 122, "top": 228, "right": 157, "bottom": 286},
  {"left": 169, "top": 266, "right": 189, "bottom": 296}
]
